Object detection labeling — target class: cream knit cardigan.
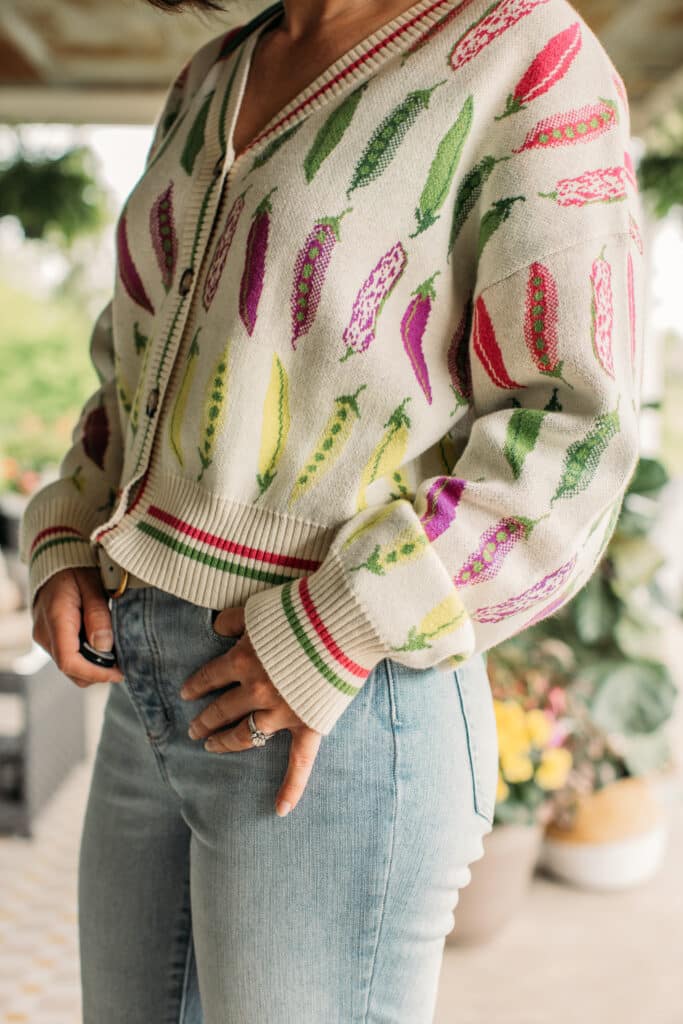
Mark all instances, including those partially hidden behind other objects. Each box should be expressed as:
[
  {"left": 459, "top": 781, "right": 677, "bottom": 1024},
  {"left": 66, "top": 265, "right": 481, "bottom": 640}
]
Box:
[{"left": 21, "top": 0, "right": 645, "bottom": 734}]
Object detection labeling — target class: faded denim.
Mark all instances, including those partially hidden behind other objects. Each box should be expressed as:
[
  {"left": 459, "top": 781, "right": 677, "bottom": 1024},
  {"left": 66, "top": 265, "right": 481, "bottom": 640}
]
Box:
[{"left": 78, "top": 586, "right": 498, "bottom": 1023}]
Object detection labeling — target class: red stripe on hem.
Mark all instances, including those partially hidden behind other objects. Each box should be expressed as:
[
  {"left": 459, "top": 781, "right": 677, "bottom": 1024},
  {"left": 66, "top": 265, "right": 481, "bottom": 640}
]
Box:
[
  {"left": 147, "top": 505, "right": 323, "bottom": 572},
  {"left": 30, "top": 525, "right": 82, "bottom": 556},
  {"left": 298, "top": 575, "right": 370, "bottom": 678}
]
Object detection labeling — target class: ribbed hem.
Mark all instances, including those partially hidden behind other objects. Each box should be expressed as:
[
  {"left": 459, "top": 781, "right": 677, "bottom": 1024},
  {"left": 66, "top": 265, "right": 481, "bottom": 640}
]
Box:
[
  {"left": 20, "top": 494, "right": 102, "bottom": 606},
  {"left": 243, "top": 550, "right": 388, "bottom": 734}
]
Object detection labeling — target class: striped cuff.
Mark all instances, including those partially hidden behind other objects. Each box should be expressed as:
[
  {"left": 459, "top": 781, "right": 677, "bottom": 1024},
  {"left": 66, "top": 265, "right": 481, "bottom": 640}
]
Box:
[
  {"left": 242, "top": 550, "right": 388, "bottom": 734},
  {"left": 20, "top": 495, "right": 102, "bottom": 607}
]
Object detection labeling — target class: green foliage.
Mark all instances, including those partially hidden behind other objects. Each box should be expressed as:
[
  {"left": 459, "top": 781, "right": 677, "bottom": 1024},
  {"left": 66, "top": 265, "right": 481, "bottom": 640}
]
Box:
[{"left": 0, "top": 138, "right": 110, "bottom": 245}]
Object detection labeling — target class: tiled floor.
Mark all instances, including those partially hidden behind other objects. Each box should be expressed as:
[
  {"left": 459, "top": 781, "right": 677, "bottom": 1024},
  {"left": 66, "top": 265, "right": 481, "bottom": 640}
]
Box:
[{"left": 2, "top": 617, "right": 683, "bottom": 1024}]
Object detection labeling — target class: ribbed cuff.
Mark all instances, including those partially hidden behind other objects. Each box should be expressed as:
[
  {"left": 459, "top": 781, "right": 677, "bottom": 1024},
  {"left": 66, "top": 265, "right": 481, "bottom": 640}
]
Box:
[
  {"left": 20, "top": 494, "right": 103, "bottom": 607},
  {"left": 243, "top": 550, "right": 389, "bottom": 734}
]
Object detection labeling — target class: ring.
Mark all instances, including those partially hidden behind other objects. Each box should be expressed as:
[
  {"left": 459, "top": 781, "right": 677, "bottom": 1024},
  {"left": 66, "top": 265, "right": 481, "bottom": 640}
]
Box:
[{"left": 247, "top": 710, "right": 275, "bottom": 747}]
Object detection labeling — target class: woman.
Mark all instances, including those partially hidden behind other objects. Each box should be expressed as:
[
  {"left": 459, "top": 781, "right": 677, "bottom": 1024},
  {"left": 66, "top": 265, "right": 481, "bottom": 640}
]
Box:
[{"left": 21, "top": 0, "right": 644, "bottom": 1019}]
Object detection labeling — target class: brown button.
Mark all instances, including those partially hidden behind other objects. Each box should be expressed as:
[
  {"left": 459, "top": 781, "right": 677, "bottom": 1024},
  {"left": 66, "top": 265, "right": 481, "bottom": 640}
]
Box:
[
  {"left": 145, "top": 387, "right": 159, "bottom": 417},
  {"left": 178, "top": 267, "right": 194, "bottom": 296},
  {"left": 212, "top": 154, "right": 225, "bottom": 180}
]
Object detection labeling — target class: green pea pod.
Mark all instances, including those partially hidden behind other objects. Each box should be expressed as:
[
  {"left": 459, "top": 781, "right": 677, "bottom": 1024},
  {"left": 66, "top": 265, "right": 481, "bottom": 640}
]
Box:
[
  {"left": 551, "top": 399, "right": 620, "bottom": 503},
  {"left": 447, "top": 154, "right": 511, "bottom": 260},
  {"left": 303, "top": 81, "right": 371, "bottom": 183},
  {"left": 411, "top": 94, "right": 474, "bottom": 237},
  {"left": 478, "top": 195, "right": 526, "bottom": 258},
  {"left": 248, "top": 121, "right": 305, "bottom": 174},
  {"left": 180, "top": 90, "right": 214, "bottom": 176},
  {"left": 503, "top": 407, "right": 546, "bottom": 479}
]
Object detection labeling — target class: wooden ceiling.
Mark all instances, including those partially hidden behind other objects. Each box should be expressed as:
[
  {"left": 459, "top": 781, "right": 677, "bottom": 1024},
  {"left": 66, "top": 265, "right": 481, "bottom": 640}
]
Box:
[{"left": 0, "top": 0, "right": 681, "bottom": 139}]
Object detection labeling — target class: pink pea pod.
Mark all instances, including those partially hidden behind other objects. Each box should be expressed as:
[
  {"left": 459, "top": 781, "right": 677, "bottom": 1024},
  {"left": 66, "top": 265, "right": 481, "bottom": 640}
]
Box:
[
  {"left": 472, "top": 554, "right": 577, "bottom": 623},
  {"left": 589, "top": 242, "right": 615, "bottom": 380},
  {"left": 290, "top": 208, "right": 352, "bottom": 349},
  {"left": 449, "top": 0, "right": 552, "bottom": 73},
  {"left": 512, "top": 97, "right": 618, "bottom": 154},
  {"left": 340, "top": 241, "right": 407, "bottom": 360},
  {"left": 538, "top": 165, "right": 629, "bottom": 207},
  {"left": 454, "top": 513, "right": 542, "bottom": 587},
  {"left": 203, "top": 186, "right": 251, "bottom": 311},
  {"left": 149, "top": 182, "right": 178, "bottom": 293}
]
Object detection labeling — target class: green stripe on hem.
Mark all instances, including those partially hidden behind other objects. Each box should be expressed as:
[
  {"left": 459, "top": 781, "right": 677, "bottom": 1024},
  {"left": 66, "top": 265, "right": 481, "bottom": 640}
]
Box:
[
  {"left": 30, "top": 535, "right": 85, "bottom": 567},
  {"left": 280, "top": 580, "right": 361, "bottom": 698},
  {"left": 136, "top": 521, "right": 297, "bottom": 586}
]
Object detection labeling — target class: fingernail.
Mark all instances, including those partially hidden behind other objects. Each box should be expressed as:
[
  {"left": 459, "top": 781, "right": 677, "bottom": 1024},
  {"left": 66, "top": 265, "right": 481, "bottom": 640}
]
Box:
[
  {"left": 275, "top": 800, "right": 292, "bottom": 817},
  {"left": 188, "top": 723, "right": 200, "bottom": 739},
  {"left": 91, "top": 629, "right": 113, "bottom": 652}
]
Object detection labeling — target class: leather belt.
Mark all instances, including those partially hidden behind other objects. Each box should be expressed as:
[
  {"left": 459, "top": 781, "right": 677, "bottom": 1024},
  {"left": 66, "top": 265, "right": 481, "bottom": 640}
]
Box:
[{"left": 96, "top": 546, "right": 149, "bottom": 598}]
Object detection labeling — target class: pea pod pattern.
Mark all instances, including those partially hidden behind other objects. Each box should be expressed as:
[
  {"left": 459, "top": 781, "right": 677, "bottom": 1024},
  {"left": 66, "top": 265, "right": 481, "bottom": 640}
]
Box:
[
  {"left": 149, "top": 182, "right": 178, "bottom": 293},
  {"left": 538, "top": 165, "right": 629, "bottom": 207},
  {"left": 169, "top": 328, "right": 200, "bottom": 468},
  {"left": 473, "top": 292, "right": 525, "bottom": 390},
  {"left": 288, "top": 385, "right": 367, "bottom": 507},
  {"left": 356, "top": 397, "right": 412, "bottom": 512},
  {"left": 197, "top": 342, "right": 230, "bottom": 482},
  {"left": 203, "top": 186, "right": 251, "bottom": 312},
  {"left": 447, "top": 293, "right": 474, "bottom": 410},
  {"left": 551, "top": 399, "right": 620, "bottom": 503},
  {"left": 410, "top": 95, "right": 474, "bottom": 238},
  {"left": 524, "top": 262, "right": 573, "bottom": 386},
  {"left": 247, "top": 121, "right": 304, "bottom": 174},
  {"left": 501, "top": 389, "right": 564, "bottom": 479},
  {"left": 391, "top": 593, "right": 468, "bottom": 653},
  {"left": 495, "top": 23, "right": 582, "bottom": 120},
  {"left": 419, "top": 477, "right": 466, "bottom": 542},
  {"left": 512, "top": 97, "right": 618, "bottom": 154},
  {"left": 454, "top": 513, "right": 544, "bottom": 587},
  {"left": 589, "top": 242, "right": 616, "bottom": 379},
  {"left": 239, "top": 187, "right": 277, "bottom": 336},
  {"left": 290, "top": 208, "right": 352, "bottom": 348},
  {"left": 449, "top": 0, "right": 552, "bottom": 73},
  {"left": 117, "top": 210, "right": 154, "bottom": 315},
  {"left": 478, "top": 195, "right": 526, "bottom": 259},
  {"left": 180, "top": 90, "right": 214, "bottom": 175},
  {"left": 303, "top": 81, "right": 370, "bottom": 183},
  {"left": 256, "top": 352, "right": 290, "bottom": 497},
  {"left": 472, "top": 554, "right": 577, "bottom": 623},
  {"left": 400, "top": 272, "right": 439, "bottom": 403},
  {"left": 347, "top": 81, "right": 447, "bottom": 198},
  {"left": 341, "top": 241, "right": 407, "bottom": 360},
  {"left": 447, "top": 155, "right": 511, "bottom": 260},
  {"left": 348, "top": 526, "right": 428, "bottom": 576}
]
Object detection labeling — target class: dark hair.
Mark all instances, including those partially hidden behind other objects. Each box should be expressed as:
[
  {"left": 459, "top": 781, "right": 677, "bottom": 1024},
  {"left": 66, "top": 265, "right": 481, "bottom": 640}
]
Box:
[{"left": 145, "top": 0, "right": 227, "bottom": 12}]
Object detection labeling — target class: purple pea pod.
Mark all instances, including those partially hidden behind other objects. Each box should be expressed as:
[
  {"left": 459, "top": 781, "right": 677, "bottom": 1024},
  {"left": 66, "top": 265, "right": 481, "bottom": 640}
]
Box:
[
  {"left": 203, "top": 185, "right": 251, "bottom": 311},
  {"left": 455, "top": 513, "right": 546, "bottom": 587},
  {"left": 447, "top": 292, "right": 474, "bottom": 410},
  {"left": 290, "top": 207, "right": 352, "bottom": 349},
  {"left": 149, "top": 182, "right": 177, "bottom": 293},
  {"left": 239, "top": 186, "right": 277, "bottom": 337},
  {"left": 400, "top": 271, "right": 439, "bottom": 404},
  {"left": 117, "top": 209, "right": 154, "bottom": 314},
  {"left": 472, "top": 553, "right": 577, "bottom": 623},
  {"left": 340, "top": 241, "right": 407, "bottom": 361},
  {"left": 419, "top": 476, "right": 466, "bottom": 541}
]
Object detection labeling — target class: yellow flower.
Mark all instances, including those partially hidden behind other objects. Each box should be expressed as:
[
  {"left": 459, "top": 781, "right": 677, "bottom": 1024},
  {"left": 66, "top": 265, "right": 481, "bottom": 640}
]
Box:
[
  {"left": 496, "top": 772, "right": 509, "bottom": 803},
  {"left": 525, "top": 708, "right": 553, "bottom": 749},
  {"left": 500, "top": 751, "right": 534, "bottom": 783},
  {"left": 535, "top": 747, "right": 572, "bottom": 791},
  {"left": 494, "top": 699, "right": 530, "bottom": 760}
]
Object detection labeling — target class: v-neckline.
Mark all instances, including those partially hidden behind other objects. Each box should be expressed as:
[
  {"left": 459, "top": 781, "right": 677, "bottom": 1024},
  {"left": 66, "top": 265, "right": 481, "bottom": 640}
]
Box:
[{"left": 220, "top": 0, "right": 464, "bottom": 171}]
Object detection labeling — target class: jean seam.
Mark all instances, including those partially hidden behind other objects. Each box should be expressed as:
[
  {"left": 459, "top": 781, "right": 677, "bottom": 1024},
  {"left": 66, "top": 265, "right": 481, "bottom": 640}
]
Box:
[
  {"left": 453, "top": 669, "right": 493, "bottom": 826},
  {"left": 146, "top": 587, "right": 174, "bottom": 740},
  {"left": 362, "top": 668, "right": 400, "bottom": 1023},
  {"left": 383, "top": 659, "right": 401, "bottom": 727}
]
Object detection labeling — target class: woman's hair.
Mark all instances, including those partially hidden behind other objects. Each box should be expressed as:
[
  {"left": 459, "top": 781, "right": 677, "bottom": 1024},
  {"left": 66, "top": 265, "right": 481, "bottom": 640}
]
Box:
[{"left": 145, "top": 0, "right": 227, "bottom": 12}]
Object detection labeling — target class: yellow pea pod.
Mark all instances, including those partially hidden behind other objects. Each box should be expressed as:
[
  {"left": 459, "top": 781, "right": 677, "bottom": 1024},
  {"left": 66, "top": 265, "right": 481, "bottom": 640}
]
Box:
[
  {"left": 256, "top": 353, "right": 290, "bottom": 496},
  {"left": 339, "top": 503, "right": 396, "bottom": 552},
  {"left": 169, "top": 327, "right": 201, "bottom": 467},
  {"left": 197, "top": 341, "right": 230, "bottom": 482},
  {"left": 356, "top": 397, "right": 411, "bottom": 511},
  {"left": 391, "top": 592, "right": 468, "bottom": 652},
  {"left": 349, "top": 525, "right": 427, "bottom": 576},
  {"left": 287, "top": 384, "right": 366, "bottom": 507}
]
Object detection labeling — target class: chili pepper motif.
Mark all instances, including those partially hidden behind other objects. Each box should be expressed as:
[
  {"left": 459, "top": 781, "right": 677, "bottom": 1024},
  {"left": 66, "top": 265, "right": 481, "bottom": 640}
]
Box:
[
  {"left": 538, "top": 165, "right": 628, "bottom": 207},
  {"left": 503, "top": 407, "right": 546, "bottom": 479},
  {"left": 447, "top": 293, "right": 474, "bottom": 410},
  {"left": 197, "top": 342, "right": 230, "bottom": 482},
  {"left": 180, "top": 89, "right": 214, "bottom": 175},
  {"left": 116, "top": 211, "right": 154, "bottom": 314},
  {"left": 401, "top": 0, "right": 480, "bottom": 61},
  {"left": 472, "top": 553, "right": 577, "bottom": 622},
  {"left": 304, "top": 81, "right": 370, "bottom": 183},
  {"left": 401, "top": 272, "right": 439, "bottom": 403},
  {"left": 169, "top": 328, "right": 200, "bottom": 468},
  {"left": 419, "top": 477, "right": 466, "bottom": 542},
  {"left": 391, "top": 593, "right": 468, "bottom": 652},
  {"left": 203, "top": 186, "right": 251, "bottom": 312},
  {"left": 256, "top": 352, "right": 290, "bottom": 496},
  {"left": 340, "top": 241, "right": 407, "bottom": 360},
  {"left": 478, "top": 195, "right": 526, "bottom": 258},
  {"left": 449, "top": 0, "right": 552, "bottom": 73},
  {"left": 149, "top": 182, "right": 177, "bottom": 293},
  {"left": 410, "top": 95, "right": 474, "bottom": 237},
  {"left": 473, "top": 293, "right": 525, "bottom": 389},
  {"left": 589, "top": 242, "right": 615, "bottom": 379},
  {"left": 523, "top": 262, "right": 573, "bottom": 386},
  {"left": 248, "top": 121, "right": 304, "bottom": 174},
  {"left": 347, "top": 81, "right": 447, "bottom": 197},
  {"left": 495, "top": 23, "right": 582, "bottom": 120},
  {"left": 348, "top": 526, "right": 428, "bottom": 576},
  {"left": 629, "top": 211, "right": 643, "bottom": 256},
  {"left": 551, "top": 399, "right": 620, "bottom": 503},
  {"left": 288, "top": 384, "right": 367, "bottom": 507},
  {"left": 290, "top": 208, "right": 352, "bottom": 348},
  {"left": 356, "top": 397, "right": 412, "bottom": 512},
  {"left": 624, "top": 149, "right": 637, "bottom": 190},
  {"left": 454, "top": 513, "right": 541, "bottom": 587},
  {"left": 512, "top": 97, "right": 618, "bottom": 154},
  {"left": 627, "top": 250, "right": 636, "bottom": 379},
  {"left": 82, "top": 399, "right": 109, "bottom": 471},
  {"left": 239, "top": 187, "right": 277, "bottom": 336},
  {"left": 447, "top": 154, "right": 511, "bottom": 260}
]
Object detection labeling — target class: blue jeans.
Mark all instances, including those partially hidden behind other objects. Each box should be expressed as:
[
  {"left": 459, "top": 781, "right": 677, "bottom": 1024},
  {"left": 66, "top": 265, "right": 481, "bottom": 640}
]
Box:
[{"left": 78, "top": 586, "right": 498, "bottom": 1023}]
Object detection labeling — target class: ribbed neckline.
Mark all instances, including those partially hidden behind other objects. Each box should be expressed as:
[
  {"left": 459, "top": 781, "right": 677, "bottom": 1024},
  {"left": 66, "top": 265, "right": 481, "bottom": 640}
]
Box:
[{"left": 223, "top": 0, "right": 465, "bottom": 167}]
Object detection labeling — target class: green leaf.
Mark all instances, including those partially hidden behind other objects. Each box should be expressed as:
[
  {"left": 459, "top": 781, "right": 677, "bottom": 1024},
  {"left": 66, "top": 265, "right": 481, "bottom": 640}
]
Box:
[
  {"left": 626, "top": 456, "right": 669, "bottom": 497},
  {"left": 571, "top": 573, "right": 619, "bottom": 645},
  {"left": 589, "top": 659, "right": 677, "bottom": 735}
]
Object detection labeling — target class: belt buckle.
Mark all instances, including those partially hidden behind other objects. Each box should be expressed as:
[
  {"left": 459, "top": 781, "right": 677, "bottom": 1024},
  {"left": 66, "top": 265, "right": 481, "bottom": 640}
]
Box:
[
  {"left": 95, "top": 544, "right": 129, "bottom": 598},
  {"left": 110, "top": 569, "right": 129, "bottom": 599}
]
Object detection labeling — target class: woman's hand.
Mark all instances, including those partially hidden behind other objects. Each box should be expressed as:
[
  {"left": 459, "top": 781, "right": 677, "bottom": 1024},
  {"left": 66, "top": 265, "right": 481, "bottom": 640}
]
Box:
[
  {"left": 180, "top": 604, "right": 322, "bottom": 817},
  {"left": 32, "top": 567, "right": 125, "bottom": 686}
]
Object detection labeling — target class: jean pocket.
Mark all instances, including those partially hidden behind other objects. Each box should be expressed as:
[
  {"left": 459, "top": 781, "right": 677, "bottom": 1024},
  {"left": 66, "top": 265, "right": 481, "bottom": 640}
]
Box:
[
  {"left": 453, "top": 658, "right": 499, "bottom": 827},
  {"left": 204, "top": 608, "right": 242, "bottom": 646}
]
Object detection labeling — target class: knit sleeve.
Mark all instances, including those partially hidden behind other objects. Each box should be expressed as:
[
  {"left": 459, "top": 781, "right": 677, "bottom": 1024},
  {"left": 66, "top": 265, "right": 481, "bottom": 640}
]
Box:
[
  {"left": 243, "top": 229, "right": 644, "bottom": 734},
  {"left": 18, "top": 60, "right": 193, "bottom": 605}
]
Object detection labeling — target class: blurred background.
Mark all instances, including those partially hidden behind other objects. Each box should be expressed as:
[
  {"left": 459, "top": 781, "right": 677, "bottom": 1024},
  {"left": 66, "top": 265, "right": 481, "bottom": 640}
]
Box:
[{"left": 0, "top": 1, "right": 682, "bottom": 1021}]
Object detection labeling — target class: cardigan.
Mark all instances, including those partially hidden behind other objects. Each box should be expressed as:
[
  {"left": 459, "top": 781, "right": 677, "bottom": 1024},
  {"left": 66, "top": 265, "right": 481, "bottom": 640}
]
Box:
[{"left": 20, "top": 0, "right": 645, "bottom": 735}]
